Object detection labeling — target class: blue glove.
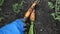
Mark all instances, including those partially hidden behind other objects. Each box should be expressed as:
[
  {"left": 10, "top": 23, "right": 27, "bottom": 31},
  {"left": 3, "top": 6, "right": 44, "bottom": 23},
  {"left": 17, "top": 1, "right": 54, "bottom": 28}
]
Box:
[{"left": 0, "top": 19, "right": 25, "bottom": 34}]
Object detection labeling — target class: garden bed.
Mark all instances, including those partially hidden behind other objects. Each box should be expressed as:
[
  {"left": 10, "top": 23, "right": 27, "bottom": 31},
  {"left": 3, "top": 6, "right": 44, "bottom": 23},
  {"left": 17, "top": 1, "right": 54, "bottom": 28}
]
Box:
[{"left": 0, "top": 0, "right": 60, "bottom": 34}]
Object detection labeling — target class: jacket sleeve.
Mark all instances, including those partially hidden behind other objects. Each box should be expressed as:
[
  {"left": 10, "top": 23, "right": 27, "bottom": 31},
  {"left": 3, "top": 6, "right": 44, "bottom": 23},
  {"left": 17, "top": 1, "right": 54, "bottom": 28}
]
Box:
[{"left": 0, "top": 19, "right": 25, "bottom": 34}]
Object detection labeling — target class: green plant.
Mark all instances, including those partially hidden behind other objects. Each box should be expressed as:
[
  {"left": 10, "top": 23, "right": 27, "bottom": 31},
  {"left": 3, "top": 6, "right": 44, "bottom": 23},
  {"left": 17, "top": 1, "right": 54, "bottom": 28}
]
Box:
[
  {"left": 19, "top": 0, "right": 24, "bottom": 9},
  {"left": 13, "top": 0, "right": 24, "bottom": 13},
  {"left": 57, "top": 0, "right": 60, "bottom": 4},
  {"left": 48, "top": 2, "right": 55, "bottom": 9},
  {"left": 51, "top": 13, "right": 60, "bottom": 21},
  {"left": 0, "top": 0, "right": 4, "bottom": 6},
  {"left": 0, "top": 16, "right": 4, "bottom": 22},
  {"left": 0, "top": 0, "right": 4, "bottom": 10},
  {"left": 13, "top": 3, "right": 19, "bottom": 13},
  {"left": 48, "top": 0, "right": 60, "bottom": 21}
]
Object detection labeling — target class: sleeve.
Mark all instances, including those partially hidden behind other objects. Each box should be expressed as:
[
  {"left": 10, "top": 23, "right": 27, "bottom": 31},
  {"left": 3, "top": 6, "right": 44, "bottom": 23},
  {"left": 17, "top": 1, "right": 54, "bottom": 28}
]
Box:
[{"left": 0, "top": 19, "right": 25, "bottom": 34}]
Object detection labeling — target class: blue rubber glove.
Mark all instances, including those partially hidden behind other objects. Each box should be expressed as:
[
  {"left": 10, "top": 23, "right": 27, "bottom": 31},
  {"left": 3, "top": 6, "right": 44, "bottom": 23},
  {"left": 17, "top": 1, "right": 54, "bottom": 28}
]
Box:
[{"left": 0, "top": 19, "right": 25, "bottom": 34}]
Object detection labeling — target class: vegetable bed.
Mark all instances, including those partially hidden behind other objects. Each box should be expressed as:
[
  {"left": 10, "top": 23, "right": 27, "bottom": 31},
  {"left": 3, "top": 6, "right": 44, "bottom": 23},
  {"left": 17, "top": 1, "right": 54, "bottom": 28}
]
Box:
[{"left": 0, "top": 0, "right": 60, "bottom": 34}]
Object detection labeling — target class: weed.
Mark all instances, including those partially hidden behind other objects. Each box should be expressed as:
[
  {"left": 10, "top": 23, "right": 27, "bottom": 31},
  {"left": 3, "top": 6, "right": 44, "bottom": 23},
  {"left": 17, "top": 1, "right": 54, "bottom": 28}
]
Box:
[
  {"left": 13, "top": 0, "right": 24, "bottom": 13},
  {"left": 0, "top": 0, "right": 4, "bottom": 11},
  {"left": 48, "top": 0, "right": 60, "bottom": 21},
  {"left": 0, "top": 0, "right": 4, "bottom": 6}
]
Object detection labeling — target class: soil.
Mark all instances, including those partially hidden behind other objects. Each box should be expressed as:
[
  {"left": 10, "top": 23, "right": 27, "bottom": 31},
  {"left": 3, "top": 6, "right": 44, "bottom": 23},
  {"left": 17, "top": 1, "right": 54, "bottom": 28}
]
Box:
[{"left": 0, "top": 0, "right": 60, "bottom": 34}]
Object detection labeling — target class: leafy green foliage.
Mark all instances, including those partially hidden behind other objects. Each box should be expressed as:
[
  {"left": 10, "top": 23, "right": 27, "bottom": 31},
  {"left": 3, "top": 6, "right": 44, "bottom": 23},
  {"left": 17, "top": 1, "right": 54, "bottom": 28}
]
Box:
[
  {"left": 19, "top": 0, "right": 24, "bottom": 9},
  {"left": 0, "top": 0, "right": 4, "bottom": 10},
  {"left": 13, "top": 0, "right": 24, "bottom": 13},
  {"left": 0, "top": 16, "right": 4, "bottom": 22},
  {"left": 48, "top": 2, "right": 55, "bottom": 9},
  {"left": 13, "top": 3, "right": 19, "bottom": 13},
  {"left": 0, "top": 0, "right": 4, "bottom": 6},
  {"left": 57, "top": 0, "right": 60, "bottom": 4},
  {"left": 55, "top": 16, "right": 60, "bottom": 21},
  {"left": 51, "top": 13, "right": 56, "bottom": 19},
  {"left": 48, "top": 0, "right": 60, "bottom": 21}
]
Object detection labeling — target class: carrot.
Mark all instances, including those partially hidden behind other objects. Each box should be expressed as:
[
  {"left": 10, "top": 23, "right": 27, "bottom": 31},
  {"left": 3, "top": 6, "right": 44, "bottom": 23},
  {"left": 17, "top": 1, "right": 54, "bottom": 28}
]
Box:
[
  {"left": 30, "top": 9, "right": 35, "bottom": 21},
  {"left": 24, "top": 0, "right": 38, "bottom": 18},
  {"left": 28, "top": 9, "right": 35, "bottom": 34}
]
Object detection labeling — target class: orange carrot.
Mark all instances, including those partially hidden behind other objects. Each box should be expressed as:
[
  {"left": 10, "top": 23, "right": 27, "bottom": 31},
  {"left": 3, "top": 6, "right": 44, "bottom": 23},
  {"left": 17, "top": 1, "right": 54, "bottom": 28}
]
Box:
[
  {"left": 28, "top": 9, "right": 35, "bottom": 34},
  {"left": 24, "top": 0, "right": 38, "bottom": 18},
  {"left": 30, "top": 9, "right": 35, "bottom": 21}
]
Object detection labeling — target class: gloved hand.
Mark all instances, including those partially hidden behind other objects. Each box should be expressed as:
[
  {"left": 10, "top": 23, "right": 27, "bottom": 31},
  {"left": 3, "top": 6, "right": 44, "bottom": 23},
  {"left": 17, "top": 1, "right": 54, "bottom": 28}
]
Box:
[{"left": 0, "top": 19, "right": 25, "bottom": 34}]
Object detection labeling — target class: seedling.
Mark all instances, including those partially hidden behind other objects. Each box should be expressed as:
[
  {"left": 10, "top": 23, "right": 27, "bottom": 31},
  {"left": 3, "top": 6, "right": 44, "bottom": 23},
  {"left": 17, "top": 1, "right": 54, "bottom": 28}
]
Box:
[{"left": 13, "top": 0, "right": 24, "bottom": 13}]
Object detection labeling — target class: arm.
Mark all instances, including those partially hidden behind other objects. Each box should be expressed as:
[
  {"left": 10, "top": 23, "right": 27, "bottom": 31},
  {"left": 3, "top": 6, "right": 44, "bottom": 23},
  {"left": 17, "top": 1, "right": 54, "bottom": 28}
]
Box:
[{"left": 0, "top": 19, "right": 25, "bottom": 34}]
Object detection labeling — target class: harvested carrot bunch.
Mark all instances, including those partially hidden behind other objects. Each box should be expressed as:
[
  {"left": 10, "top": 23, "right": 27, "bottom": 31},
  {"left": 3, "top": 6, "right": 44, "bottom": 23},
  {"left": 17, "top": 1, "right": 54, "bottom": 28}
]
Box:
[
  {"left": 24, "top": 0, "right": 39, "bottom": 34},
  {"left": 28, "top": 9, "right": 35, "bottom": 34},
  {"left": 24, "top": 0, "right": 38, "bottom": 18}
]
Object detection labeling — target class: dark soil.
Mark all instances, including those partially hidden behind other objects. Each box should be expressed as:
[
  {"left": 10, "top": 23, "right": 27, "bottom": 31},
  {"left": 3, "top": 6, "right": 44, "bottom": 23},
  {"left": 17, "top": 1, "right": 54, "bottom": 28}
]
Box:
[
  {"left": 0, "top": 0, "right": 60, "bottom": 34},
  {"left": 0, "top": 0, "right": 34, "bottom": 26}
]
